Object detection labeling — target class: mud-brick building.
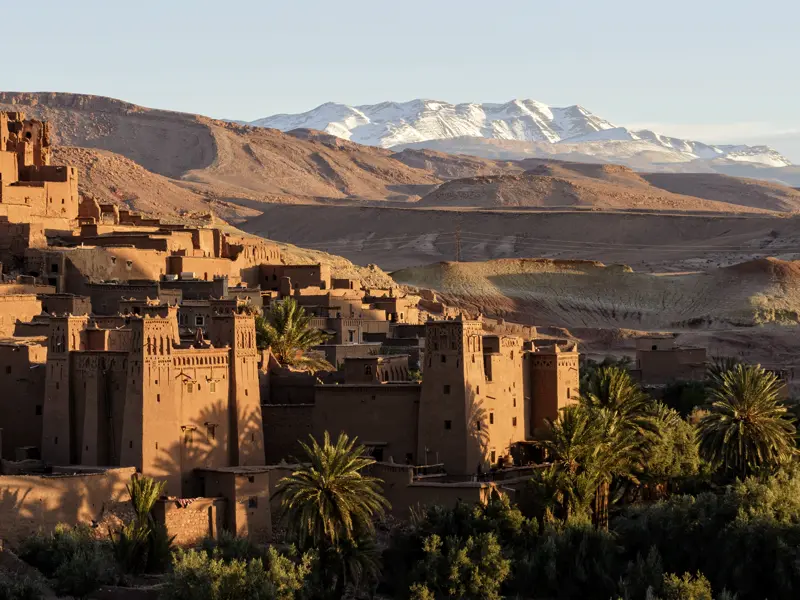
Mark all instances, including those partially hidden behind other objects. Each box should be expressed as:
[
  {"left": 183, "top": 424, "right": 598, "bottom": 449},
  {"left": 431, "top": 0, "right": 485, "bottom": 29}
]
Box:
[
  {"left": 0, "top": 113, "right": 79, "bottom": 228},
  {"left": 264, "top": 317, "right": 580, "bottom": 477},
  {"left": 39, "top": 312, "right": 265, "bottom": 496}
]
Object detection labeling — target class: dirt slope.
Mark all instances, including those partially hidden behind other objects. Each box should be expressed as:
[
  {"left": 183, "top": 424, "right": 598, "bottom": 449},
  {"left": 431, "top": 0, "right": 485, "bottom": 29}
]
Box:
[
  {"left": 51, "top": 146, "right": 261, "bottom": 223},
  {"left": 417, "top": 163, "right": 789, "bottom": 213},
  {"left": 391, "top": 257, "right": 800, "bottom": 329}
]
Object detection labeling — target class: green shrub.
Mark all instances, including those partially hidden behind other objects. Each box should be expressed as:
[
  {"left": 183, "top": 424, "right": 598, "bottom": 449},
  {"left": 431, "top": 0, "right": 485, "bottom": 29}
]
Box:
[
  {"left": 408, "top": 533, "right": 509, "bottom": 600},
  {"left": 52, "top": 545, "right": 120, "bottom": 598},
  {"left": 164, "top": 547, "right": 314, "bottom": 600},
  {"left": 509, "top": 519, "right": 622, "bottom": 600},
  {"left": 18, "top": 523, "right": 98, "bottom": 577},
  {"left": 0, "top": 570, "right": 48, "bottom": 600},
  {"left": 200, "top": 530, "right": 264, "bottom": 562},
  {"left": 660, "top": 572, "right": 714, "bottom": 600}
]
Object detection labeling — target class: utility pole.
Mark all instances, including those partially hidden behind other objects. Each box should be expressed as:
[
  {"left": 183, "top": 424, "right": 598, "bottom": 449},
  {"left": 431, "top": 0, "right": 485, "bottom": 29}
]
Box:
[{"left": 454, "top": 223, "right": 461, "bottom": 262}]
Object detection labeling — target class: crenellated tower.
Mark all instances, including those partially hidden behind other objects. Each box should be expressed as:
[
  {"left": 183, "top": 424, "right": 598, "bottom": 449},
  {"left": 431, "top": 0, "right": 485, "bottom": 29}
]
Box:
[
  {"left": 417, "top": 318, "right": 487, "bottom": 475},
  {"left": 120, "top": 316, "right": 181, "bottom": 491},
  {"left": 41, "top": 315, "right": 89, "bottom": 464},
  {"left": 209, "top": 313, "right": 264, "bottom": 466}
]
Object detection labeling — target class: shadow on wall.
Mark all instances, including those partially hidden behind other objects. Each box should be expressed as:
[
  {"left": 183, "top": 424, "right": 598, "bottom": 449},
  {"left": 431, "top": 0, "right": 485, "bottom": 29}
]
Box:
[
  {"left": 466, "top": 383, "right": 491, "bottom": 474},
  {"left": 151, "top": 399, "right": 265, "bottom": 498},
  {"left": 0, "top": 467, "right": 135, "bottom": 546}
]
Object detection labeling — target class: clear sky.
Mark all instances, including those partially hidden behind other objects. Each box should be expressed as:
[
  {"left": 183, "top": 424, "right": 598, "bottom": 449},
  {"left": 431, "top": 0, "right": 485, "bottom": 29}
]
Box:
[{"left": 7, "top": 0, "right": 800, "bottom": 159}]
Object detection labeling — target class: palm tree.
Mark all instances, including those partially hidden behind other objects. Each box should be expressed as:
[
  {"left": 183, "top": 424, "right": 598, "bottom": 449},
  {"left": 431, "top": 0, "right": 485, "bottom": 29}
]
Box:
[
  {"left": 274, "top": 431, "right": 390, "bottom": 548},
  {"left": 706, "top": 355, "right": 741, "bottom": 392},
  {"left": 698, "top": 364, "right": 796, "bottom": 478},
  {"left": 255, "top": 297, "right": 333, "bottom": 371},
  {"left": 582, "top": 365, "right": 651, "bottom": 419},
  {"left": 536, "top": 403, "right": 643, "bottom": 529}
]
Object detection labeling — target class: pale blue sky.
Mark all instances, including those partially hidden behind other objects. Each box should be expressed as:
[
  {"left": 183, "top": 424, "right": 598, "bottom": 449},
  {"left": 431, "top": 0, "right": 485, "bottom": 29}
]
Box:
[{"left": 7, "top": 0, "right": 800, "bottom": 157}]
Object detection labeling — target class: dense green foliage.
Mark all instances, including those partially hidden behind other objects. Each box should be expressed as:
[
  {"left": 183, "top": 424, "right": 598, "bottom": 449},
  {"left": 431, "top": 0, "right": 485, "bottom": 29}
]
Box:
[
  {"left": 164, "top": 548, "right": 314, "bottom": 600},
  {"left": 18, "top": 524, "right": 120, "bottom": 597},
  {"left": 255, "top": 297, "right": 332, "bottom": 370},
  {"left": 0, "top": 571, "right": 48, "bottom": 600}
]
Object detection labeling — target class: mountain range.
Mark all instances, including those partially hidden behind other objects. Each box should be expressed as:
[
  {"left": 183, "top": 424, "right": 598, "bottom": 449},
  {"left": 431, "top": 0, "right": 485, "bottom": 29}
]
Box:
[{"left": 251, "top": 99, "right": 793, "bottom": 169}]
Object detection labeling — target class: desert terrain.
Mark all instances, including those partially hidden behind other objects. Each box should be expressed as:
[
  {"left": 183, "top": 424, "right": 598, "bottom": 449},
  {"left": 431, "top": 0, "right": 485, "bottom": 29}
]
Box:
[{"left": 6, "top": 91, "right": 800, "bottom": 367}]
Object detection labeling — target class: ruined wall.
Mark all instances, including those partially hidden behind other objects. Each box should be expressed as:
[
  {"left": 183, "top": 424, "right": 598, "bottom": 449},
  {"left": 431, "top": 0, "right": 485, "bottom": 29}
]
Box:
[{"left": 0, "top": 467, "right": 136, "bottom": 546}]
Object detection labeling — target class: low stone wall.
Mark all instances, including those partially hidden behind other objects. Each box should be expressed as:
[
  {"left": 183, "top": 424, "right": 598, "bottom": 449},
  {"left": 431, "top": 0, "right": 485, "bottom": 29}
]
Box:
[
  {"left": 152, "top": 497, "right": 226, "bottom": 547},
  {"left": 0, "top": 467, "right": 135, "bottom": 546}
]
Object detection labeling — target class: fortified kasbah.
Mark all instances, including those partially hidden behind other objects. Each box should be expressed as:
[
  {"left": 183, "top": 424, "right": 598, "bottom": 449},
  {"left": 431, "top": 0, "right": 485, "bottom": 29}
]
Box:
[{"left": 0, "top": 112, "right": 584, "bottom": 547}]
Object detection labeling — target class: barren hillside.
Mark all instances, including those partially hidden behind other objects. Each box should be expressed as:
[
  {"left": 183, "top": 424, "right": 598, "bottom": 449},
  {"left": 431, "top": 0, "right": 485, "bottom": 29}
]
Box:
[
  {"left": 391, "top": 257, "right": 800, "bottom": 330},
  {"left": 4, "top": 92, "right": 800, "bottom": 218},
  {"left": 0, "top": 93, "right": 439, "bottom": 205},
  {"left": 417, "top": 163, "right": 797, "bottom": 213}
]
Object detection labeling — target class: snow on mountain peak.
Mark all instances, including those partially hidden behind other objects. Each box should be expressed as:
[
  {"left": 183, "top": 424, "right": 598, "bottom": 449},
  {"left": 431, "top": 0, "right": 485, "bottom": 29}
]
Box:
[{"left": 249, "top": 99, "right": 793, "bottom": 167}]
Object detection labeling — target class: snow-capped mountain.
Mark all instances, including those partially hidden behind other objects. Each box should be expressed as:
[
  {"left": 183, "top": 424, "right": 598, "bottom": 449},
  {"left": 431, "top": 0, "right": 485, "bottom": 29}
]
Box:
[{"left": 250, "top": 99, "right": 793, "bottom": 168}]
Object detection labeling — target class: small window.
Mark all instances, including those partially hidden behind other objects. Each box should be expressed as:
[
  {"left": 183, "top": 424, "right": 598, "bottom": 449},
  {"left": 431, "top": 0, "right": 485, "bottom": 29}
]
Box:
[
  {"left": 489, "top": 412, "right": 494, "bottom": 425},
  {"left": 5, "top": 365, "right": 10, "bottom": 374},
  {"left": 35, "top": 405, "right": 42, "bottom": 416},
  {"left": 406, "top": 453, "right": 414, "bottom": 464},
  {"left": 566, "top": 388, "right": 571, "bottom": 399},
  {"left": 444, "top": 420, "right": 452, "bottom": 430},
  {"left": 248, "top": 476, "right": 255, "bottom": 483},
  {"left": 156, "top": 394, "right": 161, "bottom": 403},
  {"left": 50, "top": 264, "right": 58, "bottom": 273},
  {"left": 365, "top": 365, "right": 373, "bottom": 376},
  {"left": 512, "top": 417, "right": 517, "bottom": 427},
  {"left": 476, "top": 421, "right": 482, "bottom": 431},
  {"left": 55, "top": 382, "right": 59, "bottom": 390},
  {"left": 54, "top": 437, "right": 58, "bottom": 444},
  {"left": 513, "top": 397, "right": 517, "bottom": 407},
  {"left": 245, "top": 389, "right": 249, "bottom": 396},
  {"left": 652, "top": 344, "right": 658, "bottom": 351},
  {"left": 129, "top": 440, "right": 133, "bottom": 449},
  {"left": 248, "top": 497, "right": 258, "bottom": 508},
  {"left": 195, "top": 315, "right": 205, "bottom": 326},
  {"left": 476, "top": 385, "right": 480, "bottom": 395},
  {"left": 441, "top": 355, "right": 446, "bottom": 363},
  {"left": 491, "top": 450, "right": 496, "bottom": 463},
  {"left": 207, "top": 425, "right": 216, "bottom": 440},
  {"left": 443, "top": 385, "right": 450, "bottom": 395}
]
